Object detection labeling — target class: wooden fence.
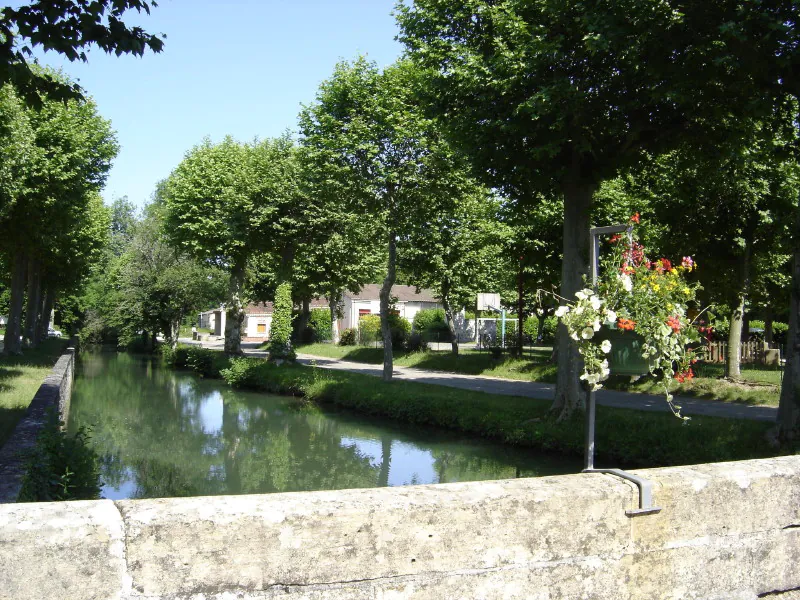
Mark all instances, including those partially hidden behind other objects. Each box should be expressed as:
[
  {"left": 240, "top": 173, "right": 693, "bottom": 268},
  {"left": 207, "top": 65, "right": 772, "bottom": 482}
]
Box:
[{"left": 705, "top": 340, "right": 765, "bottom": 363}]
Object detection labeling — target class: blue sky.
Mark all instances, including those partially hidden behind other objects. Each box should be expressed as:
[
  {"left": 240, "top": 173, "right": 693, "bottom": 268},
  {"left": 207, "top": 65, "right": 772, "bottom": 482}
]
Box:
[{"left": 34, "top": 1, "right": 403, "bottom": 207}]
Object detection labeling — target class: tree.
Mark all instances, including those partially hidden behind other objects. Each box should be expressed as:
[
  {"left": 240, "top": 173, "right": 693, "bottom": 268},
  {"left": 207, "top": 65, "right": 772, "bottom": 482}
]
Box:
[
  {"left": 299, "top": 57, "right": 468, "bottom": 380},
  {"left": 163, "top": 136, "right": 301, "bottom": 354},
  {"left": 0, "top": 1, "right": 164, "bottom": 105},
  {"left": 0, "top": 74, "right": 117, "bottom": 354},
  {"left": 267, "top": 281, "right": 294, "bottom": 361},
  {"left": 402, "top": 189, "right": 509, "bottom": 355},
  {"left": 397, "top": 0, "right": 798, "bottom": 419}
]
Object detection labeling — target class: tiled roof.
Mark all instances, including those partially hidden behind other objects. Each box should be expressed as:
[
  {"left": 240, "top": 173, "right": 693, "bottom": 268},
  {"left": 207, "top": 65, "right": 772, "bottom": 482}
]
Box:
[
  {"left": 347, "top": 284, "right": 439, "bottom": 303},
  {"left": 244, "top": 297, "right": 328, "bottom": 315}
]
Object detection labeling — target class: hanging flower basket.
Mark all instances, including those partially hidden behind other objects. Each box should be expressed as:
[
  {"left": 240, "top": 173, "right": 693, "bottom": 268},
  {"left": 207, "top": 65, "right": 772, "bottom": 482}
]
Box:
[
  {"left": 595, "top": 326, "right": 650, "bottom": 377},
  {"left": 553, "top": 214, "right": 703, "bottom": 419}
]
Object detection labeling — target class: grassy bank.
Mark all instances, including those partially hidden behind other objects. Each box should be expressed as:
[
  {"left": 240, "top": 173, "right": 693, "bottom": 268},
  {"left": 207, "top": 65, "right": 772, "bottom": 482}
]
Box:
[
  {"left": 0, "top": 339, "right": 68, "bottom": 448},
  {"left": 296, "top": 342, "right": 781, "bottom": 406},
  {"left": 163, "top": 346, "right": 780, "bottom": 468}
]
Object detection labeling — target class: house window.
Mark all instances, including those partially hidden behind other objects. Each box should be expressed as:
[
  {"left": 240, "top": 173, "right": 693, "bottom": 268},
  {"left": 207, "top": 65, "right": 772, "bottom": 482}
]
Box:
[
  {"left": 358, "top": 309, "right": 371, "bottom": 318},
  {"left": 257, "top": 323, "right": 267, "bottom": 333}
]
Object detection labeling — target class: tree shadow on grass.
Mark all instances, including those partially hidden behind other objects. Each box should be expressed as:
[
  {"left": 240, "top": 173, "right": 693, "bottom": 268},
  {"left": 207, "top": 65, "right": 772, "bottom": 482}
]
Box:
[{"left": 0, "top": 406, "right": 28, "bottom": 449}]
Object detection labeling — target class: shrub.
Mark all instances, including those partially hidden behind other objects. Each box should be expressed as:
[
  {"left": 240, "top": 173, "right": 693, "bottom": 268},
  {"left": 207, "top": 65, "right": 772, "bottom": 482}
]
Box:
[
  {"left": 773, "top": 321, "right": 789, "bottom": 345},
  {"left": 18, "top": 411, "right": 101, "bottom": 502},
  {"left": 541, "top": 316, "right": 558, "bottom": 343},
  {"left": 339, "top": 328, "right": 357, "bottom": 346},
  {"left": 308, "top": 308, "right": 332, "bottom": 342},
  {"left": 389, "top": 314, "right": 412, "bottom": 348},
  {"left": 269, "top": 282, "right": 296, "bottom": 361},
  {"left": 413, "top": 308, "right": 451, "bottom": 343},
  {"left": 406, "top": 332, "right": 429, "bottom": 353},
  {"left": 162, "top": 343, "right": 190, "bottom": 368},
  {"left": 358, "top": 314, "right": 382, "bottom": 345}
]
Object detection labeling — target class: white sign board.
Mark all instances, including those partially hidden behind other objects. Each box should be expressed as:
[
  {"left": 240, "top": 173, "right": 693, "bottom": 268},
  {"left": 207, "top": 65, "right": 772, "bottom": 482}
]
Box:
[{"left": 476, "top": 293, "right": 500, "bottom": 312}]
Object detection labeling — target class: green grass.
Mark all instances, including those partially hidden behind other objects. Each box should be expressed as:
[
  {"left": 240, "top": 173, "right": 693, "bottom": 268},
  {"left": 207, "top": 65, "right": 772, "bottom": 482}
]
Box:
[
  {"left": 214, "top": 356, "right": 784, "bottom": 468},
  {"left": 0, "top": 339, "right": 68, "bottom": 448},
  {"left": 296, "top": 342, "right": 782, "bottom": 406},
  {"left": 297, "top": 342, "right": 558, "bottom": 382},
  {"left": 178, "top": 324, "right": 212, "bottom": 338}
]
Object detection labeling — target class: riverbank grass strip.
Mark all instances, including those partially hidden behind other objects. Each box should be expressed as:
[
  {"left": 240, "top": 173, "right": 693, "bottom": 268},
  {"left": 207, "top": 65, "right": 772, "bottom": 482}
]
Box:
[
  {"left": 295, "top": 343, "right": 781, "bottom": 406},
  {"left": 0, "top": 339, "right": 67, "bottom": 448},
  {"left": 215, "top": 356, "right": 777, "bottom": 468}
]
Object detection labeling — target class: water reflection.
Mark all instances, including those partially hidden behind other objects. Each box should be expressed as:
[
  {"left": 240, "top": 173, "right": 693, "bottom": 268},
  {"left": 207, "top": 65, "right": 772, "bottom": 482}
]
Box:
[{"left": 69, "top": 352, "right": 577, "bottom": 500}]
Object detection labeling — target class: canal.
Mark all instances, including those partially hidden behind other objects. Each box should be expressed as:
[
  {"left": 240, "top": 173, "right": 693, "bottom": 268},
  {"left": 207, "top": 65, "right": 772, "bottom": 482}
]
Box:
[{"left": 68, "top": 352, "right": 578, "bottom": 499}]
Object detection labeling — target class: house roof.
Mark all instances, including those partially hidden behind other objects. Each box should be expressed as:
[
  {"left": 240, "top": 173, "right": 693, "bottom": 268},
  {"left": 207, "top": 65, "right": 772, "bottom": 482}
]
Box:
[
  {"left": 347, "top": 284, "right": 439, "bottom": 303},
  {"left": 244, "top": 297, "right": 328, "bottom": 315}
]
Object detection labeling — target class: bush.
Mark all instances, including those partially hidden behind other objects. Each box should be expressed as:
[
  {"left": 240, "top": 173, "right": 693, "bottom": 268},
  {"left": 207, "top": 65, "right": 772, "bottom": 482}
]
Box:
[
  {"left": 773, "top": 321, "right": 789, "bottom": 345},
  {"left": 358, "top": 314, "right": 382, "bottom": 345},
  {"left": 18, "top": 411, "right": 101, "bottom": 502},
  {"left": 339, "top": 328, "right": 357, "bottom": 346},
  {"left": 269, "top": 282, "right": 296, "bottom": 361},
  {"left": 406, "top": 332, "right": 429, "bottom": 353},
  {"left": 308, "top": 308, "right": 332, "bottom": 342},
  {"left": 186, "top": 346, "right": 229, "bottom": 378},
  {"left": 161, "top": 343, "right": 190, "bottom": 368},
  {"left": 412, "top": 309, "right": 449, "bottom": 338},
  {"left": 389, "top": 314, "right": 411, "bottom": 348}
]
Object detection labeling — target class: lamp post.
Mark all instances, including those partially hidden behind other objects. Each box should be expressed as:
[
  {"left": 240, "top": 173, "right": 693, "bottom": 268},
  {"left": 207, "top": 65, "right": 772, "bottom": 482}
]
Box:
[{"left": 583, "top": 224, "right": 661, "bottom": 517}]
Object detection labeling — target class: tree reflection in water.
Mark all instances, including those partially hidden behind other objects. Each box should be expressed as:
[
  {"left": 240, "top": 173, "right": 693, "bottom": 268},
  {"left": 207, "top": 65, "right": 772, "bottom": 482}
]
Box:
[{"left": 69, "top": 352, "right": 576, "bottom": 499}]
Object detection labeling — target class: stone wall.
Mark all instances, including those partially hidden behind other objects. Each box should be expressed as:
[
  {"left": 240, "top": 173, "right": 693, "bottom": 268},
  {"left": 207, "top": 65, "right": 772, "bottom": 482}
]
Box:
[
  {"left": 0, "top": 345, "right": 75, "bottom": 503},
  {"left": 1, "top": 455, "right": 799, "bottom": 599}
]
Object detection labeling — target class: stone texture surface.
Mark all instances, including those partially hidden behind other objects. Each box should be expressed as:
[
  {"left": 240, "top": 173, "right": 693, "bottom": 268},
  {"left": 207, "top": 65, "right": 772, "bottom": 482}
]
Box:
[
  {"left": 0, "top": 499, "right": 126, "bottom": 600},
  {"left": 0, "top": 346, "right": 74, "bottom": 503},
  {"left": 0, "top": 455, "right": 798, "bottom": 599}
]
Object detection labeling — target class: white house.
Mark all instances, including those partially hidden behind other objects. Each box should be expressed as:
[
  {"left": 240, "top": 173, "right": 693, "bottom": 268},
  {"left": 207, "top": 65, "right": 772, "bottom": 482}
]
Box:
[{"left": 339, "top": 284, "right": 442, "bottom": 332}]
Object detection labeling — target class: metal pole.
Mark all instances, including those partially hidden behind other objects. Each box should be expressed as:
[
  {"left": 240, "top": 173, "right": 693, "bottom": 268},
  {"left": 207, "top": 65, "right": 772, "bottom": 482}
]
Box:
[
  {"left": 584, "top": 388, "right": 596, "bottom": 470},
  {"left": 501, "top": 310, "right": 506, "bottom": 348}
]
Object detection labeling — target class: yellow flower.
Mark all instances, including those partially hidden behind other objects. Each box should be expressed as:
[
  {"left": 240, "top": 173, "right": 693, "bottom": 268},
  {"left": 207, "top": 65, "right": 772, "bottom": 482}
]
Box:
[
  {"left": 682, "top": 287, "right": 690, "bottom": 296},
  {"left": 652, "top": 283, "right": 660, "bottom": 291}
]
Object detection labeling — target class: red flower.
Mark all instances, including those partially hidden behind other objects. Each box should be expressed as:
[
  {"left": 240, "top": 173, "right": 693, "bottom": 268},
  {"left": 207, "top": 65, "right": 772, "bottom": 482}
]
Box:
[
  {"left": 675, "top": 368, "right": 694, "bottom": 383},
  {"left": 666, "top": 316, "right": 681, "bottom": 333},
  {"left": 661, "top": 258, "right": 672, "bottom": 272},
  {"left": 617, "top": 318, "right": 636, "bottom": 331},
  {"left": 609, "top": 234, "right": 621, "bottom": 243},
  {"left": 630, "top": 212, "right": 640, "bottom": 223}
]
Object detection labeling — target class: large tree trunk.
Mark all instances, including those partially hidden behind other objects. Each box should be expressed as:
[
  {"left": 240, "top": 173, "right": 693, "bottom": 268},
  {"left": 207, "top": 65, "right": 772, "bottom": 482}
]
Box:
[
  {"left": 778, "top": 199, "right": 800, "bottom": 443},
  {"left": 36, "top": 286, "right": 53, "bottom": 342},
  {"left": 379, "top": 231, "right": 397, "bottom": 382},
  {"left": 551, "top": 175, "right": 596, "bottom": 421},
  {"left": 517, "top": 257, "right": 525, "bottom": 354},
  {"left": 224, "top": 259, "right": 246, "bottom": 355},
  {"left": 23, "top": 257, "right": 41, "bottom": 348},
  {"left": 377, "top": 436, "right": 392, "bottom": 487},
  {"left": 440, "top": 278, "right": 459, "bottom": 356},
  {"left": 297, "top": 297, "right": 311, "bottom": 342},
  {"left": 726, "top": 240, "right": 752, "bottom": 379},
  {"left": 329, "top": 291, "right": 341, "bottom": 344},
  {"left": 3, "top": 251, "right": 27, "bottom": 355}
]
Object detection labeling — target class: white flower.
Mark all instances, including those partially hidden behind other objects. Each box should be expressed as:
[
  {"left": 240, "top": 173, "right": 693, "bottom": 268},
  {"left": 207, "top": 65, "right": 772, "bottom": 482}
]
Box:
[
  {"left": 574, "top": 306, "right": 585, "bottom": 315},
  {"left": 620, "top": 274, "right": 633, "bottom": 292},
  {"left": 570, "top": 332, "right": 579, "bottom": 341},
  {"left": 581, "top": 327, "right": 594, "bottom": 340},
  {"left": 554, "top": 305, "right": 569, "bottom": 318},
  {"left": 604, "top": 309, "right": 617, "bottom": 325},
  {"left": 582, "top": 288, "right": 595, "bottom": 297},
  {"left": 601, "top": 339, "right": 612, "bottom": 354},
  {"left": 575, "top": 290, "right": 587, "bottom": 300},
  {"left": 589, "top": 295, "right": 602, "bottom": 310},
  {"left": 592, "top": 319, "right": 601, "bottom": 332}
]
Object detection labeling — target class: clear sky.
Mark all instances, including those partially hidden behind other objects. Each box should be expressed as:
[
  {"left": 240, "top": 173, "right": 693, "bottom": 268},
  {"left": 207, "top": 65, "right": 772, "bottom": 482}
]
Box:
[{"left": 33, "top": 0, "right": 404, "bottom": 207}]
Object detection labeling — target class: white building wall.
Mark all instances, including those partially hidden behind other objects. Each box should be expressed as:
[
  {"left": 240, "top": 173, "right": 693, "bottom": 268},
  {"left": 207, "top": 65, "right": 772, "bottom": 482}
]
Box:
[{"left": 244, "top": 314, "right": 272, "bottom": 338}]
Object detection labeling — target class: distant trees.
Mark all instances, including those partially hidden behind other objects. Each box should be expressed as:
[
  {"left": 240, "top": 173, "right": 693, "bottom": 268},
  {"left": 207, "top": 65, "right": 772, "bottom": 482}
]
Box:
[
  {"left": 0, "top": 73, "right": 117, "bottom": 354},
  {"left": 162, "top": 136, "right": 302, "bottom": 354}
]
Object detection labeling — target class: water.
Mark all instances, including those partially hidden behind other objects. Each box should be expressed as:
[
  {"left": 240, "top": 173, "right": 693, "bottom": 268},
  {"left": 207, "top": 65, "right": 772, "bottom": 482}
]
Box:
[{"left": 68, "top": 352, "right": 577, "bottom": 500}]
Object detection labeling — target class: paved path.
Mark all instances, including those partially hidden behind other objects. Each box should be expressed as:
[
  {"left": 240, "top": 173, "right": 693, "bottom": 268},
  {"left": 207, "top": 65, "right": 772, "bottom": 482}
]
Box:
[
  {"left": 178, "top": 339, "right": 778, "bottom": 422},
  {"left": 293, "top": 353, "right": 778, "bottom": 422}
]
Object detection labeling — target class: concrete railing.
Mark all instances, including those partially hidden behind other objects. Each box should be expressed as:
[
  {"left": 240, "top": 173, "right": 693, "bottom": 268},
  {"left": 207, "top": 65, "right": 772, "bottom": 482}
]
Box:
[
  {"left": 0, "top": 345, "right": 75, "bottom": 503},
  {"left": 1, "top": 455, "right": 799, "bottom": 599}
]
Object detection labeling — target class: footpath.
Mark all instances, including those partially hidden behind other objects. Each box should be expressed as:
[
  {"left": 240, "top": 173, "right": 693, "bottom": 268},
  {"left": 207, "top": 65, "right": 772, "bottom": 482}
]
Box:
[{"left": 180, "top": 338, "right": 778, "bottom": 422}]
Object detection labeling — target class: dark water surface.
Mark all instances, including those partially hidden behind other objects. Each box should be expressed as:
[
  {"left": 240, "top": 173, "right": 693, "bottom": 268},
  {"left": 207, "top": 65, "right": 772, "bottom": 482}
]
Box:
[{"left": 68, "top": 352, "right": 578, "bottom": 500}]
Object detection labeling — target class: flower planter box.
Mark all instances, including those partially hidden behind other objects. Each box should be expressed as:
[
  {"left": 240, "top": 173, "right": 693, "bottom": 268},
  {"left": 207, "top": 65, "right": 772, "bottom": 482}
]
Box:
[{"left": 596, "top": 328, "right": 650, "bottom": 376}]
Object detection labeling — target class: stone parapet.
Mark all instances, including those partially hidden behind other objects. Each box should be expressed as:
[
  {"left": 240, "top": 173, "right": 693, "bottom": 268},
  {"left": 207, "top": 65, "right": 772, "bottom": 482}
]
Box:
[
  {"left": 1, "top": 455, "right": 799, "bottom": 599},
  {"left": 0, "top": 345, "right": 75, "bottom": 503}
]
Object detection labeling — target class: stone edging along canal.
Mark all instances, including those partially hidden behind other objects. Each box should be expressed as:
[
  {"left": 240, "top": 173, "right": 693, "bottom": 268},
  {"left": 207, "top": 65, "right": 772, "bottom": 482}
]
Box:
[{"left": 0, "top": 344, "right": 75, "bottom": 503}]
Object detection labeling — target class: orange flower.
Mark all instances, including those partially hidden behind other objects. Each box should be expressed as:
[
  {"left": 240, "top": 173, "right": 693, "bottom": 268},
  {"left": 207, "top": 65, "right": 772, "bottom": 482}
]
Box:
[
  {"left": 674, "top": 368, "right": 694, "bottom": 383},
  {"left": 666, "top": 316, "right": 681, "bottom": 333},
  {"left": 617, "top": 318, "right": 636, "bottom": 331},
  {"left": 630, "top": 212, "right": 640, "bottom": 224}
]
